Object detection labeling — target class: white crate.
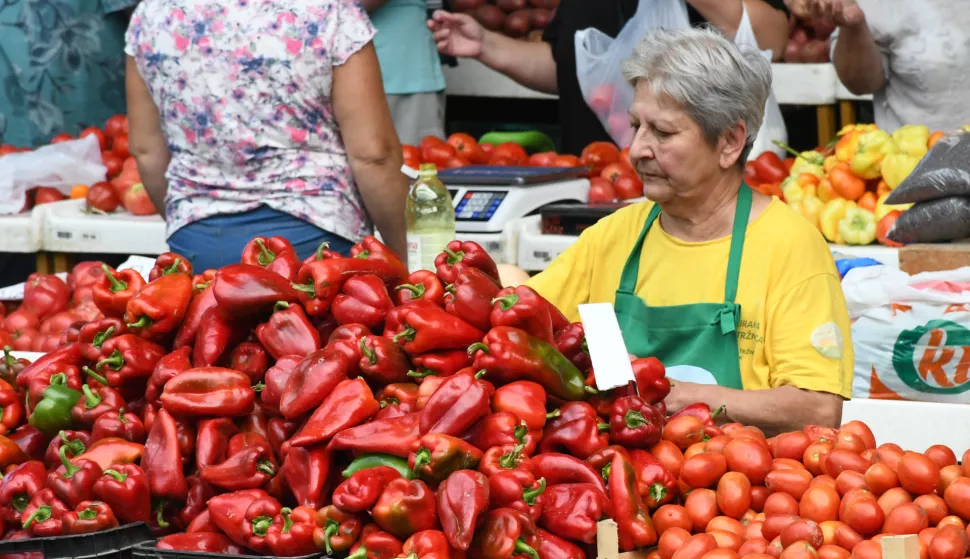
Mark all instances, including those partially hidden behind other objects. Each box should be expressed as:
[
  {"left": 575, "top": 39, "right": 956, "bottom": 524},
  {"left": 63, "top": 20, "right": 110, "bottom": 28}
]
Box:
[
  {"left": 40, "top": 199, "right": 168, "bottom": 255},
  {"left": 0, "top": 206, "right": 44, "bottom": 253}
]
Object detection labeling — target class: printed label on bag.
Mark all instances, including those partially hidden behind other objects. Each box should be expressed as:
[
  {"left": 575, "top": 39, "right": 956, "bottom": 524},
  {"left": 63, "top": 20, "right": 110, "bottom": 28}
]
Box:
[{"left": 892, "top": 319, "right": 970, "bottom": 395}]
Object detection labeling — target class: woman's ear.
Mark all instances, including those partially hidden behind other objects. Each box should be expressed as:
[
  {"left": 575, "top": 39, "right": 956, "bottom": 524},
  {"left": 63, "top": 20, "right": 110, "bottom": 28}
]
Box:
[{"left": 718, "top": 121, "right": 749, "bottom": 169}]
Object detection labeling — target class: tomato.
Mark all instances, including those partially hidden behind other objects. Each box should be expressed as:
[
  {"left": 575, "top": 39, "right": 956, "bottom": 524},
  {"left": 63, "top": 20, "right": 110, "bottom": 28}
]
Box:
[
  {"left": 601, "top": 162, "right": 628, "bottom": 183},
  {"left": 659, "top": 527, "right": 693, "bottom": 559},
  {"left": 442, "top": 155, "right": 470, "bottom": 168},
  {"left": 805, "top": 425, "right": 840, "bottom": 443},
  {"left": 819, "top": 544, "right": 851, "bottom": 559},
  {"left": 766, "top": 468, "right": 814, "bottom": 500},
  {"left": 724, "top": 439, "right": 773, "bottom": 486},
  {"left": 765, "top": 493, "right": 799, "bottom": 518},
  {"left": 813, "top": 476, "right": 839, "bottom": 492},
  {"left": 422, "top": 142, "right": 457, "bottom": 167},
  {"left": 527, "top": 151, "right": 557, "bottom": 167},
  {"left": 50, "top": 132, "right": 73, "bottom": 144},
  {"left": 804, "top": 442, "right": 835, "bottom": 476},
  {"left": 938, "top": 516, "right": 966, "bottom": 531},
  {"left": 939, "top": 466, "right": 963, "bottom": 495},
  {"left": 914, "top": 495, "right": 949, "bottom": 526},
  {"left": 42, "top": 311, "right": 79, "bottom": 335},
  {"left": 686, "top": 489, "right": 720, "bottom": 533},
  {"left": 587, "top": 177, "right": 617, "bottom": 203},
  {"left": 85, "top": 182, "right": 120, "bottom": 213},
  {"left": 743, "top": 520, "right": 766, "bottom": 540},
  {"left": 897, "top": 452, "right": 941, "bottom": 496},
  {"left": 864, "top": 463, "right": 899, "bottom": 496},
  {"left": 928, "top": 525, "right": 968, "bottom": 559},
  {"left": 446, "top": 132, "right": 478, "bottom": 156},
  {"left": 490, "top": 142, "right": 528, "bottom": 165},
  {"left": 842, "top": 494, "right": 885, "bottom": 536},
  {"left": 921, "top": 528, "right": 940, "bottom": 549},
  {"left": 685, "top": 443, "right": 710, "bottom": 460},
  {"left": 751, "top": 485, "right": 770, "bottom": 513},
  {"left": 800, "top": 485, "right": 841, "bottom": 523},
  {"left": 704, "top": 436, "right": 732, "bottom": 455},
  {"left": 664, "top": 416, "right": 706, "bottom": 450},
  {"left": 101, "top": 152, "right": 124, "bottom": 179},
  {"left": 773, "top": 459, "right": 809, "bottom": 471},
  {"left": 773, "top": 431, "right": 812, "bottom": 460},
  {"left": 942, "top": 477, "right": 970, "bottom": 520},
  {"left": 615, "top": 172, "right": 644, "bottom": 200},
  {"left": 402, "top": 145, "right": 421, "bottom": 169},
  {"left": 104, "top": 114, "right": 129, "bottom": 138},
  {"left": 883, "top": 502, "right": 929, "bottom": 535},
  {"left": 702, "top": 549, "right": 740, "bottom": 559},
  {"left": 3, "top": 310, "right": 39, "bottom": 334},
  {"left": 709, "top": 530, "right": 743, "bottom": 552},
  {"left": 875, "top": 445, "right": 905, "bottom": 473},
  {"left": 651, "top": 441, "right": 685, "bottom": 478},
  {"left": 707, "top": 517, "right": 743, "bottom": 536},
  {"left": 489, "top": 156, "right": 516, "bottom": 166},
  {"left": 121, "top": 184, "right": 157, "bottom": 216},
  {"left": 619, "top": 146, "right": 633, "bottom": 169},
  {"left": 877, "top": 487, "right": 913, "bottom": 516},
  {"left": 924, "top": 445, "right": 957, "bottom": 469},
  {"left": 768, "top": 536, "right": 784, "bottom": 558},
  {"left": 780, "top": 541, "right": 819, "bottom": 559},
  {"left": 33, "top": 186, "right": 66, "bottom": 205},
  {"left": 682, "top": 453, "right": 729, "bottom": 489},
  {"left": 762, "top": 515, "right": 799, "bottom": 541},
  {"left": 79, "top": 127, "right": 107, "bottom": 150},
  {"left": 673, "top": 534, "right": 719, "bottom": 559},
  {"left": 962, "top": 451, "right": 970, "bottom": 478},
  {"left": 580, "top": 141, "right": 620, "bottom": 176},
  {"left": 654, "top": 504, "right": 693, "bottom": 534},
  {"left": 839, "top": 422, "right": 876, "bottom": 450},
  {"left": 833, "top": 522, "right": 863, "bottom": 551},
  {"left": 716, "top": 472, "right": 752, "bottom": 520},
  {"left": 849, "top": 540, "right": 881, "bottom": 559},
  {"left": 834, "top": 432, "right": 868, "bottom": 454},
  {"left": 836, "top": 471, "right": 868, "bottom": 496},
  {"left": 739, "top": 539, "right": 769, "bottom": 556},
  {"left": 0, "top": 144, "right": 18, "bottom": 156},
  {"left": 728, "top": 427, "right": 768, "bottom": 445},
  {"left": 552, "top": 154, "right": 582, "bottom": 167},
  {"left": 819, "top": 521, "right": 840, "bottom": 546},
  {"left": 781, "top": 519, "right": 824, "bottom": 549}
]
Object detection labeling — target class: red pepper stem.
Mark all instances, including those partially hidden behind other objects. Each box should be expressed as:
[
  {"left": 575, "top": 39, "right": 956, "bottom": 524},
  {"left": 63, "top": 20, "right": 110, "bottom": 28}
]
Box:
[
  {"left": 585, "top": 385, "right": 599, "bottom": 395},
  {"left": 50, "top": 373, "right": 67, "bottom": 386},
  {"left": 394, "top": 283, "right": 427, "bottom": 298},
  {"left": 491, "top": 293, "right": 520, "bottom": 311},
  {"left": 649, "top": 483, "right": 667, "bottom": 502},
  {"left": 83, "top": 366, "right": 108, "bottom": 385},
  {"left": 255, "top": 239, "right": 276, "bottom": 266},
  {"left": 291, "top": 281, "right": 316, "bottom": 296},
  {"left": 252, "top": 515, "right": 274, "bottom": 537},
  {"left": 323, "top": 519, "right": 339, "bottom": 554},
  {"left": 155, "top": 501, "right": 170, "bottom": 528},
  {"left": 392, "top": 327, "right": 416, "bottom": 344},
  {"left": 60, "top": 431, "right": 86, "bottom": 457},
  {"left": 597, "top": 422, "right": 610, "bottom": 432},
  {"left": 711, "top": 405, "right": 726, "bottom": 420},
  {"left": 12, "top": 493, "right": 29, "bottom": 513},
  {"left": 59, "top": 444, "right": 80, "bottom": 478},
  {"left": 475, "top": 369, "right": 486, "bottom": 379},
  {"left": 3, "top": 346, "right": 14, "bottom": 367},
  {"left": 96, "top": 350, "right": 125, "bottom": 372},
  {"left": 546, "top": 409, "right": 561, "bottom": 420},
  {"left": 256, "top": 459, "right": 275, "bottom": 475},
  {"left": 522, "top": 477, "right": 546, "bottom": 505},
  {"left": 118, "top": 408, "right": 129, "bottom": 423},
  {"left": 82, "top": 384, "right": 102, "bottom": 409},
  {"left": 499, "top": 444, "right": 523, "bottom": 470},
  {"left": 102, "top": 265, "right": 127, "bottom": 293},
  {"left": 194, "top": 281, "right": 210, "bottom": 292},
  {"left": 407, "top": 369, "right": 434, "bottom": 379},
  {"left": 346, "top": 545, "right": 368, "bottom": 559},
  {"left": 162, "top": 258, "right": 182, "bottom": 276},
  {"left": 104, "top": 469, "right": 128, "bottom": 483},
  {"left": 273, "top": 301, "right": 290, "bottom": 313},
  {"left": 252, "top": 383, "right": 265, "bottom": 392},
  {"left": 355, "top": 250, "right": 371, "bottom": 259},
  {"left": 92, "top": 326, "right": 114, "bottom": 349},
  {"left": 78, "top": 507, "right": 98, "bottom": 520},
  {"left": 443, "top": 248, "right": 464, "bottom": 266},
  {"left": 467, "top": 343, "right": 489, "bottom": 356},
  {"left": 625, "top": 410, "right": 646, "bottom": 429},
  {"left": 315, "top": 242, "right": 331, "bottom": 260},
  {"left": 411, "top": 448, "right": 431, "bottom": 475},
  {"left": 444, "top": 284, "right": 456, "bottom": 295},
  {"left": 127, "top": 315, "right": 153, "bottom": 330},
  {"left": 515, "top": 539, "right": 540, "bottom": 559},
  {"left": 360, "top": 338, "right": 377, "bottom": 365},
  {"left": 279, "top": 507, "right": 294, "bottom": 533},
  {"left": 22, "top": 505, "right": 51, "bottom": 529}
]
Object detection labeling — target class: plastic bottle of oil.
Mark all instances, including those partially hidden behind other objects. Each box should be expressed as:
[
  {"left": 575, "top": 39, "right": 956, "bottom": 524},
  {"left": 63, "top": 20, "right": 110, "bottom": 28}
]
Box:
[{"left": 405, "top": 163, "right": 455, "bottom": 272}]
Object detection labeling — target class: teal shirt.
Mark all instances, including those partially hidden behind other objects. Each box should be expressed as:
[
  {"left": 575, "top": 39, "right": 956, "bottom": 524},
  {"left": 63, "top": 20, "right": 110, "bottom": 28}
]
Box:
[
  {"left": 0, "top": 0, "right": 137, "bottom": 147},
  {"left": 371, "top": 0, "right": 445, "bottom": 95}
]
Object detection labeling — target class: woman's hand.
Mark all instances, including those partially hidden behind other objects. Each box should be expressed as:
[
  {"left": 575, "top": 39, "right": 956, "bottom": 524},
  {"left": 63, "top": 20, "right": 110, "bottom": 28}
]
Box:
[
  {"left": 800, "top": 0, "right": 865, "bottom": 27},
  {"left": 428, "top": 11, "right": 486, "bottom": 59}
]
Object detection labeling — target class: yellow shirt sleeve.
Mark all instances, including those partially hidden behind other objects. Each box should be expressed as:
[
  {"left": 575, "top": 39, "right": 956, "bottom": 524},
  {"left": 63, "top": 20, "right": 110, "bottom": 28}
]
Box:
[
  {"left": 765, "top": 272, "right": 854, "bottom": 398},
  {"left": 526, "top": 224, "right": 598, "bottom": 323}
]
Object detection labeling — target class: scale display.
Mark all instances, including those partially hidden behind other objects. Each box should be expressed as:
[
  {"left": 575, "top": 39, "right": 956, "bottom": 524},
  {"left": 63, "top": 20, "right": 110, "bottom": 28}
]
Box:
[{"left": 455, "top": 190, "right": 508, "bottom": 222}]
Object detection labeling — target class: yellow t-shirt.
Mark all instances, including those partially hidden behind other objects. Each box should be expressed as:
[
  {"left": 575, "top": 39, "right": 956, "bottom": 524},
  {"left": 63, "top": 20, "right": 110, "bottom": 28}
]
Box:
[{"left": 527, "top": 199, "right": 853, "bottom": 398}]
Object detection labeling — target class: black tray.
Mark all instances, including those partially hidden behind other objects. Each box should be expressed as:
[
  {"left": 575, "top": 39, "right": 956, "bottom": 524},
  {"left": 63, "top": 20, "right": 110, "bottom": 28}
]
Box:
[
  {"left": 0, "top": 521, "right": 154, "bottom": 559},
  {"left": 132, "top": 541, "right": 326, "bottom": 559}
]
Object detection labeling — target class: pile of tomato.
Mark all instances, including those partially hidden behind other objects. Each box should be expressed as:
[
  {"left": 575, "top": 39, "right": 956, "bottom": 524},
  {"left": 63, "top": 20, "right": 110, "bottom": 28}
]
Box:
[{"left": 653, "top": 419, "right": 970, "bottom": 559}]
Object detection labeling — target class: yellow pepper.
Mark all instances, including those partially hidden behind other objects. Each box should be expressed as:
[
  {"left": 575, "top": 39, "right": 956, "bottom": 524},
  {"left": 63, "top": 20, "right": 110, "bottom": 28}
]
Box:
[
  {"left": 838, "top": 206, "right": 877, "bottom": 246},
  {"left": 849, "top": 130, "right": 899, "bottom": 179},
  {"left": 837, "top": 123, "right": 879, "bottom": 137},
  {"left": 823, "top": 155, "right": 839, "bottom": 173},
  {"left": 773, "top": 140, "right": 825, "bottom": 179},
  {"left": 790, "top": 195, "right": 824, "bottom": 230},
  {"left": 836, "top": 130, "right": 863, "bottom": 163},
  {"left": 819, "top": 198, "right": 854, "bottom": 244},
  {"left": 891, "top": 125, "right": 930, "bottom": 158},
  {"left": 875, "top": 193, "right": 913, "bottom": 220},
  {"left": 881, "top": 153, "right": 921, "bottom": 189},
  {"left": 782, "top": 179, "right": 804, "bottom": 204}
]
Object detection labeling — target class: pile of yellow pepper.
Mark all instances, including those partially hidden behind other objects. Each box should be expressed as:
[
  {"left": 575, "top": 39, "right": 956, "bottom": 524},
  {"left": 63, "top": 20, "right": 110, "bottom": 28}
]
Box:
[{"left": 774, "top": 124, "right": 945, "bottom": 246}]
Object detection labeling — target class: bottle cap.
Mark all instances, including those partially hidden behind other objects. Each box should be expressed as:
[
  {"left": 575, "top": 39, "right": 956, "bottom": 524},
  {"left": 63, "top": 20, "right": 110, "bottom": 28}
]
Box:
[{"left": 419, "top": 163, "right": 438, "bottom": 175}]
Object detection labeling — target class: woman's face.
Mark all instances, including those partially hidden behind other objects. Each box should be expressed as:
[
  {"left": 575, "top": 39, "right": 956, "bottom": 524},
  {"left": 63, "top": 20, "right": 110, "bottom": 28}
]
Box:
[{"left": 626, "top": 81, "right": 741, "bottom": 204}]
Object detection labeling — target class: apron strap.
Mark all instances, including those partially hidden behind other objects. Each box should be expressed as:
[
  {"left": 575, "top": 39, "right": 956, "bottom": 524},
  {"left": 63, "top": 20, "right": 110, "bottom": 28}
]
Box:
[
  {"left": 617, "top": 202, "right": 662, "bottom": 293},
  {"left": 723, "top": 184, "right": 752, "bottom": 304}
]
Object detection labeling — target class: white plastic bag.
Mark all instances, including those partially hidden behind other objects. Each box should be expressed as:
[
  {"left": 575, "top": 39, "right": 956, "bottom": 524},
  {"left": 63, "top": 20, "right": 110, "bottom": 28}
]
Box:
[
  {"left": 574, "top": 0, "right": 690, "bottom": 148},
  {"left": 843, "top": 265, "right": 970, "bottom": 403},
  {"left": 0, "top": 135, "right": 107, "bottom": 215}
]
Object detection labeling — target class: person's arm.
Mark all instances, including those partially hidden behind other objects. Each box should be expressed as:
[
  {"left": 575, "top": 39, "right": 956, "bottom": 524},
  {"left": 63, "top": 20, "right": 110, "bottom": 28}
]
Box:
[
  {"left": 832, "top": 22, "right": 885, "bottom": 94},
  {"left": 125, "top": 56, "right": 170, "bottom": 214},
  {"left": 479, "top": 32, "right": 559, "bottom": 94},
  {"left": 358, "top": 0, "right": 389, "bottom": 13},
  {"left": 331, "top": 42, "right": 409, "bottom": 259},
  {"left": 689, "top": 0, "right": 790, "bottom": 60}
]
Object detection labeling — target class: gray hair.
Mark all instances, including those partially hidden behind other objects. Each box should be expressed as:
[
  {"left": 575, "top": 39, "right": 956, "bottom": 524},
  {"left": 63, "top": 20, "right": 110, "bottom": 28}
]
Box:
[{"left": 621, "top": 26, "right": 772, "bottom": 164}]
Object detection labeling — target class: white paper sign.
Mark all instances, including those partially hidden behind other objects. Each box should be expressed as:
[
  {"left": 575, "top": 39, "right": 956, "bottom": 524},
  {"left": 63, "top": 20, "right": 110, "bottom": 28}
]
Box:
[{"left": 578, "top": 302, "right": 636, "bottom": 391}]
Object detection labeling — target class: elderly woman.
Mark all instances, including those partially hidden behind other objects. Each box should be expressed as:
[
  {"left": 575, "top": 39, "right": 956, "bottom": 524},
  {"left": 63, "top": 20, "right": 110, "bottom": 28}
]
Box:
[
  {"left": 124, "top": 0, "right": 409, "bottom": 269},
  {"left": 526, "top": 28, "right": 852, "bottom": 434}
]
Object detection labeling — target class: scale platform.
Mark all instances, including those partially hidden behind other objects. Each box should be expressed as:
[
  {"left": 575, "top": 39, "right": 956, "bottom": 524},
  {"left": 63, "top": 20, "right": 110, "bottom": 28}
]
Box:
[{"left": 438, "top": 166, "right": 590, "bottom": 234}]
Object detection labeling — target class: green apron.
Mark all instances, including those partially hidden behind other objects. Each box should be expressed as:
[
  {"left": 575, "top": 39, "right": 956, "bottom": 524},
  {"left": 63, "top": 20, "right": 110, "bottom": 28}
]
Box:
[{"left": 614, "top": 185, "right": 753, "bottom": 389}]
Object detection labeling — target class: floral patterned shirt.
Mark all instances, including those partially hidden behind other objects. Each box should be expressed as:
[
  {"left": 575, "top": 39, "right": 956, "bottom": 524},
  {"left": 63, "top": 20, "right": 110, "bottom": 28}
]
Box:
[{"left": 125, "top": 0, "right": 376, "bottom": 241}]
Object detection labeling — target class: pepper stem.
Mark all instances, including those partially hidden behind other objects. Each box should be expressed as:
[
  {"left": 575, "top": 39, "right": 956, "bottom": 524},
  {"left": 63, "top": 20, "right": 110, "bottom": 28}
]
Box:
[
  {"left": 602, "top": 463, "right": 611, "bottom": 482},
  {"left": 323, "top": 519, "right": 339, "bottom": 554},
  {"left": 444, "top": 284, "right": 456, "bottom": 295},
  {"left": 585, "top": 385, "right": 599, "bottom": 395},
  {"left": 394, "top": 283, "right": 426, "bottom": 298},
  {"left": 78, "top": 506, "right": 98, "bottom": 520},
  {"left": 514, "top": 539, "right": 540, "bottom": 559},
  {"left": 279, "top": 507, "right": 294, "bottom": 533},
  {"left": 155, "top": 501, "right": 170, "bottom": 528},
  {"left": 96, "top": 350, "right": 125, "bottom": 371},
  {"left": 3, "top": 346, "right": 14, "bottom": 368},
  {"left": 443, "top": 247, "right": 464, "bottom": 266},
  {"left": 252, "top": 383, "right": 265, "bottom": 393},
  {"left": 274, "top": 301, "right": 290, "bottom": 313},
  {"left": 624, "top": 409, "right": 646, "bottom": 429},
  {"left": 411, "top": 448, "right": 431, "bottom": 475},
  {"left": 407, "top": 369, "right": 434, "bottom": 379},
  {"left": 711, "top": 405, "right": 726, "bottom": 420},
  {"left": 118, "top": 408, "right": 129, "bottom": 424},
  {"left": 513, "top": 423, "right": 528, "bottom": 444},
  {"left": 255, "top": 239, "right": 276, "bottom": 266},
  {"left": 474, "top": 369, "right": 486, "bottom": 379},
  {"left": 104, "top": 469, "right": 128, "bottom": 483},
  {"left": 59, "top": 444, "right": 80, "bottom": 478},
  {"left": 91, "top": 326, "right": 114, "bottom": 349},
  {"left": 499, "top": 444, "right": 523, "bottom": 470},
  {"left": 194, "top": 281, "right": 210, "bottom": 292},
  {"left": 522, "top": 477, "right": 546, "bottom": 505},
  {"left": 355, "top": 250, "right": 371, "bottom": 259},
  {"left": 346, "top": 545, "right": 368, "bottom": 559},
  {"left": 61, "top": 431, "right": 87, "bottom": 458},
  {"left": 360, "top": 338, "right": 377, "bottom": 365},
  {"left": 22, "top": 505, "right": 51, "bottom": 529},
  {"left": 83, "top": 366, "right": 108, "bottom": 385},
  {"left": 82, "top": 384, "right": 102, "bottom": 409},
  {"left": 256, "top": 459, "right": 275, "bottom": 475},
  {"left": 597, "top": 422, "right": 610, "bottom": 432},
  {"left": 102, "top": 264, "right": 127, "bottom": 293},
  {"left": 49, "top": 372, "right": 67, "bottom": 386},
  {"left": 467, "top": 342, "right": 489, "bottom": 356},
  {"left": 11, "top": 493, "right": 28, "bottom": 513},
  {"left": 648, "top": 483, "right": 668, "bottom": 503},
  {"left": 161, "top": 258, "right": 183, "bottom": 276},
  {"left": 126, "top": 316, "right": 153, "bottom": 330},
  {"left": 251, "top": 515, "right": 274, "bottom": 537},
  {"left": 491, "top": 293, "right": 519, "bottom": 311},
  {"left": 291, "top": 281, "right": 315, "bottom": 296},
  {"left": 392, "top": 327, "right": 415, "bottom": 344},
  {"left": 546, "top": 409, "right": 561, "bottom": 420},
  {"left": 315, "top": 241, "right": 331, "bottom": 260}
]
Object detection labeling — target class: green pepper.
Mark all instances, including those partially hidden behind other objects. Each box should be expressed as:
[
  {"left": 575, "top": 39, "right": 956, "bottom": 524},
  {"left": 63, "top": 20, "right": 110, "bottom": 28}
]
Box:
[
  {"left": 341, "top": 453, "right": 413, "bottom": 480},
  {"left": 28, "top": 373, "right": 82, "bottom": 436}
]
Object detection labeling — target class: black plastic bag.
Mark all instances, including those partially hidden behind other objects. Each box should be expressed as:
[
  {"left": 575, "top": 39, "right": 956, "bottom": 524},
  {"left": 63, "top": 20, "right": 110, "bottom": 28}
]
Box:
[
  {"left": 886, "top": 130, "right": 970, "bottom": 205},
  {"left": 887, "top": 196, "right": 970, "bottom": 244}
]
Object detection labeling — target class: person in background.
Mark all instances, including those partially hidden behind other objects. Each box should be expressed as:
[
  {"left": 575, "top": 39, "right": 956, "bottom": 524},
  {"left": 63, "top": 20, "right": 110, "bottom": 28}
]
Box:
[
  {"left": 364, "top": 0, "right": 447, "bottom": 145},
  {"left": 789, "top": 0, "right": 970, "bottom": 132},
  {"left": 124, "top": 0, "right": 409, "bottom": 271},
  {"left": 429, "top": 0, "right": 791, "bottom": 155}
]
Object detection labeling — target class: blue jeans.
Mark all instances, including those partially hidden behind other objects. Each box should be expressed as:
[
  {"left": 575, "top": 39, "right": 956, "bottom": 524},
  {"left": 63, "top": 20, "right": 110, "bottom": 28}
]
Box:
[{"left": 167, "top": 206, "right": 354, "bottom": 272}]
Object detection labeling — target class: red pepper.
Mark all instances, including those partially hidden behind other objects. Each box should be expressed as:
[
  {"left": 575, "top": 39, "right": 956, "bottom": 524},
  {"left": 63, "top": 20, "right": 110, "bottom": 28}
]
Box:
[
  {"left": 95, "top": 333, "right": 166, "bottom": 390},
  {"left": 630, "top": 449, "right": 676, "bottom": 509},
  {"left": 531, "top": 453, "right": 607, "bottom": 493},
  {"left": 178, "top": 474, "right": 215, "bottom": 529},
  {"left": 91, "top": 464, "right": 150, "bottom": 524},
  {"left": 492, "top": 381, "right": 549, "bottom": 431},
  {"left": 23, "top": 274, "right": 69, "bottom": 321},
  {"left": 349, "top": 524, "right": 404, "bottom": 559},
  {"left": 288, "top": 378, "right": 379, "bottom": 447},
  {"left": 192, "top": 268, "right": 217, "bottom": 290},
  {"left": 200, "top": 444, "right": 277, "bottom": 491},
  {"left": 62, "top": 500, "right": 119, "bottom": 534},
  {"left": 47, "top": 444, "right": 103, "bottom": 508},
  {"left": 375, "top": 383, "right": 420, "bottom": 420},
  {"left": 229, "top": 341, "right": 269, "bottom": 382},
  {"left": 15, "top": 343, "right": 82, "bottom": 390},
  {"left": 540, "top": 483, "right": 612, "bottom": 545},
  {"left": 351, "top": 236, "right": 409, "bottom": 278},
  {"left": 77, "top": 318, "right": 126, "bottom": 362},
  {"left": 261, "top": 355, "right": 301, "bottom": 415},
  {"left": 192, "top": 305, "right": 252, "bottom": 367},
  {"left": 279, "top": 343, "right": 354, "bottom": 419},
  {"left": 386, "top": 304, "right": 485, "bottom": 355},
  {"left": 266, "top": 505, "right": 319, "bottom": 556},
  {"left": 241, "top": 495, "right": 282, "bottom": 553},
  {"left": 752, "top": 151, "right": 788, "bottom": 183},
  {"left": 538, "top": 402, "right": 609, "bottom": 459},
  {"left": 195, "top": 418, "right": 239, "bottom": 470},
  {"left": 157, "top": 532, "right": 245, "bottom": 553},
  {"left": 0, "top": 461, "right": 45, "bottom": 523},
  {"left": 488, "top": 470, "right": 545, "bottom": 522},
  {"left": 268, "top": 417, "right": 300, "bottom": 456},
  {"left": 444, "top": 267, "right": 501, "bottom": 332},
  {"left": 212, "top": 263, "right": 301, "bottom": 316},
  {"left": 142, "top": 408, "right": 188, "bottom": 501},
  {"left": 313, "top": 505, "right": 364, "bottom": 554},
  {"left": 149, "top": 252, "right": 193, "bottom": 282},
  {"left": 535, "top": 528, "right": 586, "bottom": 559},
  {"left": 0, "top": 388, "right": 24, "bottom": 436},
  {"left": 356, "top": 336, "right": 410, "bottom": 385},
  {"left": 410, "top": 350, "right": 472, "bottom": 380},
  {"left": 554, "top": 324, "right": 590, "bottom": 374},
  {"left": 160, "top": 367, "right": 256, "bottom": 417},
  {"left": 399, "top": 530, "right": 454, "bottom": 559},
  {"left": 294, "top": 256, "right": 406, "bottom": 317},
  {"left": 242, "top": 236, "right": 302, "bottom": 281},
  {"left": 70, "top": 382, "right": 124, "bottom": 429},
  {"left": 20, "top": 488, "right": 69, "bottom": 537},
  {"left": 409, "top": 433, "right": 484, "bottom": 485},
  {"left": 394, "top": 271, "right": 446, "bottom": 307},
  {"left": 280, "top": 445, "right": 332, "bottom": 509},
  {"left": 8, "top": 425, "right": 47, "bottom": 462},
  {"left": 173, "top": 283, "right": 217, "bottom": 349},
  {"left": 255, "top": 301, "right": 321, "bottom": 359},
  {"left": 437, "top": 469, "right": 489, "bottom": 550},
  {"left": 489, "top": 286, "right": 557, "bottom": 343},
  {"left": 186, "top": 507, "right": 218, "bottom": 533},
  {"left": 464, "top": 411, "right": 539, "bottom": 456},
  {"left": 328, "top": 413, "right": 421, "bottom": 458},
  {"left": 145, "top": 347, "right": 192, "bottom": 404},
  {"left": 333, "top": 465, "right": 402, "bottom": 513},
  {"left": 632, "top": 357, "right": 671, "bottom": 405},
  {"left": 372, "top": 478, "right": 438, "bottom": 540},
  {"left": 420, "top": 370, "right": 493, "bottom": 436},
  {"left": 0, "top": 347, "right": 29, "bottom": 386},
  {"left": 304, "top": 241, "right": 343, "bottom": 264},
  {"left": 473, "top": 507, "right": 541, "bottom": 559},
  {"left": 416, "top": 376, "right": 447, "bottom": 409},
  {"left": 332, "top": 275, "right": 395, "bottom": 331},
  {"left": 609, "top": 452, "right": 658, "bottom": 550},
  {"left": 435, "top": 240, "right": 499, "bottom": 284},
  {"left": 43, "top": 431, "right": 90, "bottom": 469},
  {"left": 124, "top": 273, "right": 193, "bottom": 339},
  {"left": 479, "top": 443, "right": 533, "bottom": 479},
  {"left": 27, "top": 367, "right": 82, "bottom": 411},
  {"left": 208, "top": 489, "right": 280, "bottom": 550},
  {"left": 70, "top": 437, "right": 144, "bottom": 471},
  {"left": 610, "top": 395, "right": 664, "bottom": 448}
]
